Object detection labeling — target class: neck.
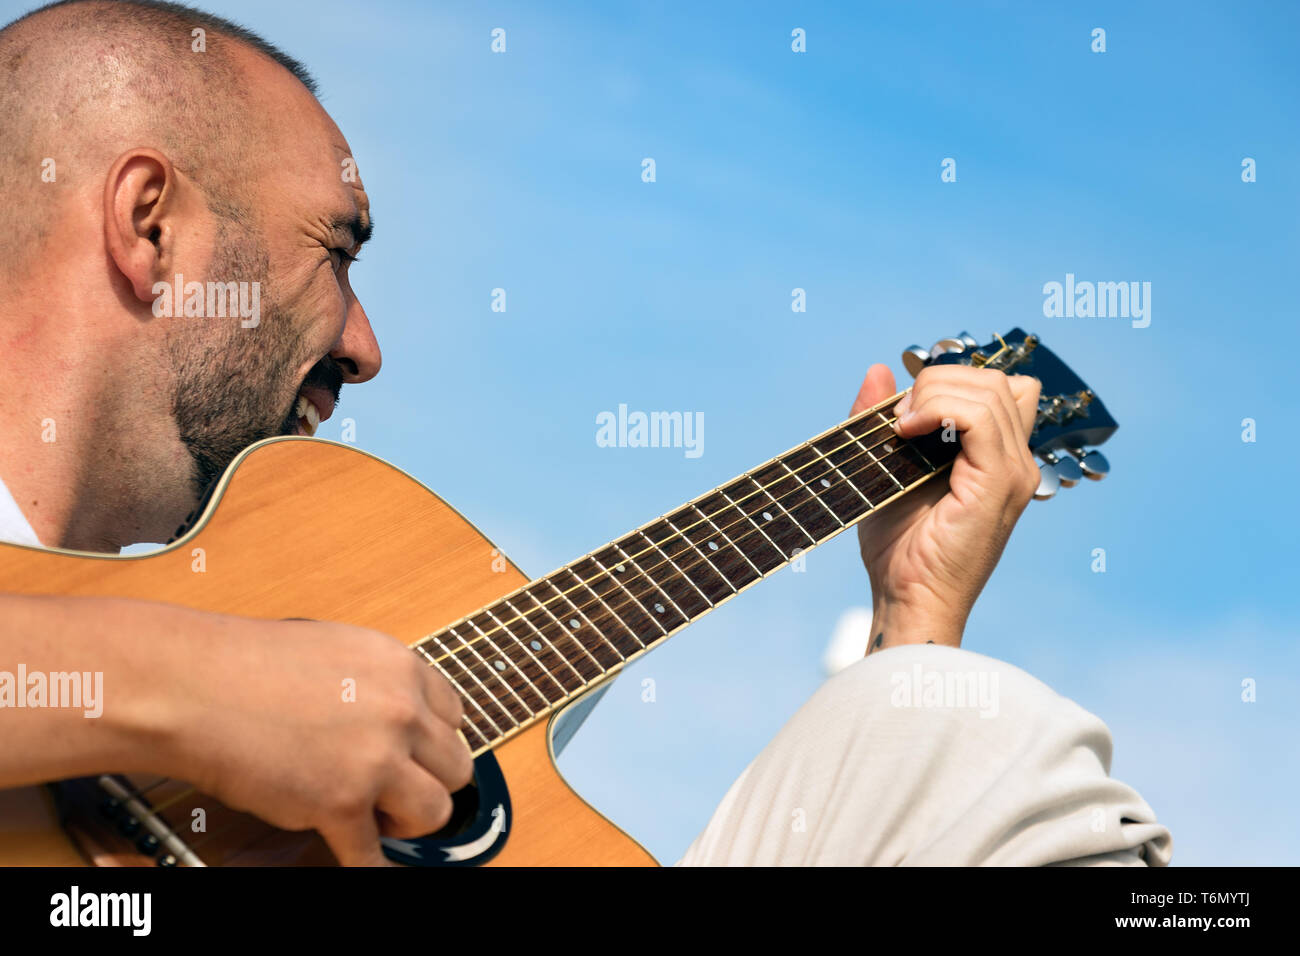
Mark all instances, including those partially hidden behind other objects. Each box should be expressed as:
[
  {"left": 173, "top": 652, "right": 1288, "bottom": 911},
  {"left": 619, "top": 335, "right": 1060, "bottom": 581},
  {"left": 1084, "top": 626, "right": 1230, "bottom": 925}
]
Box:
[
  {"left": 0, "top": 287, "right": 195, "bottom": 551},
  {"left": 414, "top": 390, "right": 957, "bottom": 754}
]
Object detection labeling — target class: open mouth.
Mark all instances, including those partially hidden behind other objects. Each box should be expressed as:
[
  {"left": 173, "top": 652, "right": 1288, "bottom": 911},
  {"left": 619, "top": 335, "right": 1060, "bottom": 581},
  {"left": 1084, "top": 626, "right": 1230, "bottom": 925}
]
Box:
[{"left": 292, "top": 388, "right": 334, "bottom": 437}]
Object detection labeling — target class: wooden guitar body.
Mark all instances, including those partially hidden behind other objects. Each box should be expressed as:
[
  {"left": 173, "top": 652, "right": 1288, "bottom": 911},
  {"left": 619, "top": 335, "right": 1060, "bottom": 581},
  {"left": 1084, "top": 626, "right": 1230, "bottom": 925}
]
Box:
[
  {"left": 0, "top": 437, "right": 656, "bottom": 866},
  {"left": 0, "top": 329, "right": 1119, "bottom": 867}
]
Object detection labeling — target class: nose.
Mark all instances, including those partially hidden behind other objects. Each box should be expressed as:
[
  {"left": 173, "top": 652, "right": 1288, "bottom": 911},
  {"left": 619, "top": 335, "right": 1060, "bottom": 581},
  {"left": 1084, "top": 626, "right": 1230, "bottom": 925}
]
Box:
[{"left": 330, "top": 297, "right": 382, "bottom": 383}]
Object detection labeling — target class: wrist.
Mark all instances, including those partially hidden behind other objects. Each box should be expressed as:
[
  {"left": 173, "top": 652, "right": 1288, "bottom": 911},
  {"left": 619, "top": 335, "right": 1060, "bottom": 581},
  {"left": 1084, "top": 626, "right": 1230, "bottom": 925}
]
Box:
[
  {"left": 105, "top": 601, "right": 241, "bottom": 785},
  {"left": 867, "top": 593, "right": 966, "bottom": 654}
]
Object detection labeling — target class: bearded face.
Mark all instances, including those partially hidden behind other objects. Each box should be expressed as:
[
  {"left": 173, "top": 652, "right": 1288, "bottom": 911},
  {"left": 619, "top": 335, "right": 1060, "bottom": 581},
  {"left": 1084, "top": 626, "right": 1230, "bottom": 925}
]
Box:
[{"left": 167, "top": 213, "right": 343, "bottom": 498}]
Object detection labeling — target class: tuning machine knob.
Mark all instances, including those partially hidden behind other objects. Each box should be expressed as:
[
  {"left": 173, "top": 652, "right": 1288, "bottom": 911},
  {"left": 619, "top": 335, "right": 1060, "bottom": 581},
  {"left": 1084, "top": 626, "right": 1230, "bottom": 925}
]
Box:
[
  {"left": 903, "top": 333, "right": 983, "bottom": 378},
  {"left": 1034, "top": 449, "right": 1086, "bottom": 499},
  {"left": 1043, "top": 450, "right": 1083, "bottom": 487},
  {"left": 1033, "top": 461, "right": 1060, "bottom": 500},
  {"left": 1071, "top": 448, "right": 1109, "bottom": 480},
  {"left": 930, "top": 337, "right": 966, "bottom": 358},
  {"left": 902, "top": 345, "right": 930, "bottom": 378}
]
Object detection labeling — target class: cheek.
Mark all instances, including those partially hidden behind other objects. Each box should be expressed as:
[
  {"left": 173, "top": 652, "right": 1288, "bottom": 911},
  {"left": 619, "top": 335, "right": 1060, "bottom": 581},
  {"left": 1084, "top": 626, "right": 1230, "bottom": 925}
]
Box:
[{"left": 286, "top": 271, "right": 350, "bottom": 353}]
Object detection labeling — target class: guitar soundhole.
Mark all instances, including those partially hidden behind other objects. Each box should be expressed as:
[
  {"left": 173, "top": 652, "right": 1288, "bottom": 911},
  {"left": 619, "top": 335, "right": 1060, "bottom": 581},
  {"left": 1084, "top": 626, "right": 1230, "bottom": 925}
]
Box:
[
  {"left": 380, "top": 748, "right": 511, "bottom": 866},
  {"left": 429, "top": 782, "right": 480, "bottom": 839}
]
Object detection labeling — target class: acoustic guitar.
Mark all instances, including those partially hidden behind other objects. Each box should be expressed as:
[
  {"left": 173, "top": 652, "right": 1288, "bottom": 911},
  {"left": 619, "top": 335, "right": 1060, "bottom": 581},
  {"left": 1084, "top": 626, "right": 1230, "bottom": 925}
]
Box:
[{"left": 0, "top": 328, "right": 1116, "bottom": 866}]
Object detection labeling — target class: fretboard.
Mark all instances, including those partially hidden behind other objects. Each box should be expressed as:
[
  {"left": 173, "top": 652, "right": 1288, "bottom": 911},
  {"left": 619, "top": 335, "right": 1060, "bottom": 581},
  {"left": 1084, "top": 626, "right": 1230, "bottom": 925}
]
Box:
[{"left": 413, "top": 391, "right": 956, "bottom": 754}]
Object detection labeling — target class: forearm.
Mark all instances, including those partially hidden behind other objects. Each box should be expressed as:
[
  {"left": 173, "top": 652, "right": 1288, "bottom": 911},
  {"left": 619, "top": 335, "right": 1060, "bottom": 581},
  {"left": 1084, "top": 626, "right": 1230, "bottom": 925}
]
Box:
[{"left": 0, "top": 594, "right": 210, "bottom": 788}]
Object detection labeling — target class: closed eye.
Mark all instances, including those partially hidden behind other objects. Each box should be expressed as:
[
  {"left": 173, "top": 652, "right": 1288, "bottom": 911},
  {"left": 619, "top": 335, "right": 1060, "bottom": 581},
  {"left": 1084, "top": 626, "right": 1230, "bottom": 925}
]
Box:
[{"left": 329, "top": 247, "right": 360, "bottom": 269}]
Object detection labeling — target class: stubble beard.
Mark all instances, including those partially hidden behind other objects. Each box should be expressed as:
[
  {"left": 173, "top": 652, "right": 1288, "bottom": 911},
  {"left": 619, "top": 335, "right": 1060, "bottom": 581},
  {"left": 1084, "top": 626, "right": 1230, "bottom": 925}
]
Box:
[{"left": 167, "top": 216, "right": 305, "bottom": 501}]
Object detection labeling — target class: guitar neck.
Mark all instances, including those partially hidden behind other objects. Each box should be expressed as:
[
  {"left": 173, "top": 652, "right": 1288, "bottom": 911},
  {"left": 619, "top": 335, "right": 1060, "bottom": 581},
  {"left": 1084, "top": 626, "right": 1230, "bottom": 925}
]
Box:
[{"left": 414, "top": 391, "right": 957, "bottom": 754}]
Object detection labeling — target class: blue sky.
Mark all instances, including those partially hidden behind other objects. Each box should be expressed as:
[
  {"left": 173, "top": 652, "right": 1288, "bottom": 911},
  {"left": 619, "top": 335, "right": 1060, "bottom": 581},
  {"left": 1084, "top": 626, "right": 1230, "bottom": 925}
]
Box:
[{"left": 22, "top": 0, "right": 1296, "bottom": 863}]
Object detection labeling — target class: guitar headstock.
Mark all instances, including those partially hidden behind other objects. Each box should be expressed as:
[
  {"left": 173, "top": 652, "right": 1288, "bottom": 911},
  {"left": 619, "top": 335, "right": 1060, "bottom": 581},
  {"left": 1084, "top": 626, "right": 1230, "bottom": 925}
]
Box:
[{"left": 901, "top": 328, "right": 1117, "bottom": 501}]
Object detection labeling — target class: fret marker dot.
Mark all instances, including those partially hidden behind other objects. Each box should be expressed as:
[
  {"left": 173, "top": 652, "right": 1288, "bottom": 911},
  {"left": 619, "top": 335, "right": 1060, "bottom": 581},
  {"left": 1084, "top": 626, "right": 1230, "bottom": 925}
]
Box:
[
  {"left": 494, "top": 660, "right": 506, "bottom": 671},
  {"left": 530, "top": 640, "right": 542, "bottom": 651},
  {"left": 882, "top": 442, "right": 893, "bottom": 453},
  {"left": 654, "top": 603, "right": 665, "bottom": 614},
  {"left": 762, "top": 511, "right": 773, "bottom": 521},
  {"left": 708, "top": 541, "right": 719, "bottom": 551},
  {"left": 569, "top": 618, "right": 580, "bottom": 629},
  {"left": 820, "top": 478, "right": 831, "bottom": 488},
  {"left": 616, "top": 564, "right": 625, "bottom": 573}
]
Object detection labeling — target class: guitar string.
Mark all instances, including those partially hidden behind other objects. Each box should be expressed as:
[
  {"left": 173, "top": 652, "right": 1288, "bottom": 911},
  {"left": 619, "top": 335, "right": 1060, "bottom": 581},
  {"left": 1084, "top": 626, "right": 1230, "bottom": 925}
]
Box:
[
  {"left": 429, "top": 356, "right": 1035, "bottom": 735},
  {"left": 96, "top": 358, "right": 1023, "bottom": 855},
  {"left": 101, "top": 777, "right": 238, "bottom": 863},
  {"left": 104, "top": 406, "right": 928, "bottom": 862},
  {"left": 96, "top": 409, "right": 936, "bottom": 863},
  {"left": 443, "top": 419, "right": 947, "bottom": 747},
  {"left": 119, "top": 783, "right": 327, "bottom": 864},
  {"left": 424, "top": 405, "right": 942, "bottom": 731},
  {"left": 421, "top": 399, "right": 915, "bottom": 659},
  {"left": 106, "top": 417, "right": 921, "bottom": 863},
  {"left": 415, "top": 404, "right": 907, "bottom": 708},
  {"left": 424, "top": 343, "right": 1029, "bottom": 676}
]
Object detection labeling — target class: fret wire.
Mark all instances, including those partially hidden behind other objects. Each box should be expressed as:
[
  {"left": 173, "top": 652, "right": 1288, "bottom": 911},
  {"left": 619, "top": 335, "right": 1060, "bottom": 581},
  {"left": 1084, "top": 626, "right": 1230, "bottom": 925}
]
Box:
[
  {"left": 586, "top": 420, "right": 919, "bottom": 635},
  {"left": 424, "top": 632, "right": 502, "bottom": 727},
  {"left": 458, "top": 713, "right": 489, "bottom": 747},
  {"left": 664, "top": 515, "right": 739, "bottom": 595},
  {"left": 455, "top": 415, "right": 950, "bottom": 751},
  {"left": 866, "top": 417, "right": 907, "bottom": 490},
  {"left": 637, "top": 529, "right": 715, "bottom": 608},
  {"left": 482, "top": 606, "right": 569, "bottom": 698},
  {"left": 905, "top": 430, "right": 938, "bottom": 471},
  {"left": 466, "top": 616, "right": 550, "bottom": 711},
  {"left": 427, "top": 634, "right": 508, "bottom": 734},
  {"left": 413, "top": 643, "right": 490, "bottom": 746},
  {"left": 689, "top": 503, "right": 765, "bottom": 579},
  {"left": 842, "top": 426, "right": 896, "bottom": 497},
  {"left": 741, "top": 474, "right": 815, "bottom": 548},
  {"left": 720, "top": 487, "right": 790, "bottom": 557},
  {"left": 826, "top": 425, "right": 937, "bottom": 516},
  {"left": 777, "top": 458, "right": 844, "bottom": 528},
  {"left": 431, "top": 410, "right": 905, "bottom": 683},
  {"left": 563, "top": 567, "right": 647, "bottom": 652},
  {"left": 541, "top": 576, "right": 627, "bottom": 663},
  {"left": 809, "top": 439, "right": 873, "bottom": 507},
  {"left": 526, "top": 585, "right": 609, "bottom": 676},
  {"left": 788, "top": 446, "right": 870, "bottom": 527},
  {"left": 843, "top": 426, "right": 922, "bottom": 502},
  {"left": 447, "top": 626, "right": 532, "bottom": 721},
  {"left": 501, "top": 597, "right": 587, "bottom": 687},
  {"left": 422, "top": 402, "right": 911, "bottom": 672},
  {"left": 613, "top": 543, "right": 691, "bottom": 621},
  {"left": 412, "top": 642, "right": 473, "bottom": 703},
  {"left": 591, "top": 555, "right": 670, "bottom": 638}
]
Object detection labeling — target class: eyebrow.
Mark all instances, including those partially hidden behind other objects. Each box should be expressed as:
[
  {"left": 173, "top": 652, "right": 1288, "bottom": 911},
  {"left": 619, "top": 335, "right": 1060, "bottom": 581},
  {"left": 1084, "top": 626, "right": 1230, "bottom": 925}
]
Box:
[{"left": 329, "top": 212, "right": 374, "bottom": 250}]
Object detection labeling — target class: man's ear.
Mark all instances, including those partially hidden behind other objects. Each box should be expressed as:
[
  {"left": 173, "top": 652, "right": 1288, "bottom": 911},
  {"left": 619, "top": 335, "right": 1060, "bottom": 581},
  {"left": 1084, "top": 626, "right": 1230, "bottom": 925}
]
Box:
[{"left": 102, "top": 148, "right": 178, "bottom": 303}]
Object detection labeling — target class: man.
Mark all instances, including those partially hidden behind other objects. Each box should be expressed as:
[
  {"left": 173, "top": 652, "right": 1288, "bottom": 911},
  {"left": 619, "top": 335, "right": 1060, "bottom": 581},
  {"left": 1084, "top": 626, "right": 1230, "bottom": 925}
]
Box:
[{"left": 0, "top": 0, "right": 1169, "bottom": 866}]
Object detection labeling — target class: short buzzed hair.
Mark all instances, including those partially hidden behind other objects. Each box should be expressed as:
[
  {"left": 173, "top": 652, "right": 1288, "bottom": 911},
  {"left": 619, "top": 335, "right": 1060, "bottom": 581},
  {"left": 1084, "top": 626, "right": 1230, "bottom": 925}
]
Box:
[
  {"left": 0, "top": 0, "right": 318, "bottom": 274},
  {"left": 4, "top": 0, "right": 319, "bottom": 94}
]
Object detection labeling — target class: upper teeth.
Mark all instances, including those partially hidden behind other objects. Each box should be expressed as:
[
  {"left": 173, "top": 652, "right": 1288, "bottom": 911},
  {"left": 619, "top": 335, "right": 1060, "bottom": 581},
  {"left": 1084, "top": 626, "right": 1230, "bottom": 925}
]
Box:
[{"left": 294, "top": 395, "right": 320, "bottom": 436}]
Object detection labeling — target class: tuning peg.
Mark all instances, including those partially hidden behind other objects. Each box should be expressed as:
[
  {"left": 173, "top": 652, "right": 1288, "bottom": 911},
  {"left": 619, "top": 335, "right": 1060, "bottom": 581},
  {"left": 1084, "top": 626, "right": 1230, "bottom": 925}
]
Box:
[
  {"left": 930, "top": 337, "right": 966, "bottom": 357},
  {"left": 957, "top": 331, "right": 979, "bottom": 348},
  {"left": 1072, "top": 448, "right": 1109, "bottom": 480},
  {"left": 1039, "top": 449, "right": 1082, "bottom": 488},
  {"left": 901, "top": 345, "right": 930, "bottom": 378},
  {"left": 1032, "top": 461, "right": 1060, "bottom": 500},
  {"left": 1054, "top": 453, "right": 1084, "bottom": 487}
]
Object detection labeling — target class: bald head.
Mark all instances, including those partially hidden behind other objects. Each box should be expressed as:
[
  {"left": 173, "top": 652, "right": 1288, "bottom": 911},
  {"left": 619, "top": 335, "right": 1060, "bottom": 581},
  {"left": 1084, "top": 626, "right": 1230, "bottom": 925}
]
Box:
[
  {"left": 0, "top": 0, "right": 379, "bottom": 550},
  {"left": 0, "top": 0, "right": 318, "bottom": 274}
]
